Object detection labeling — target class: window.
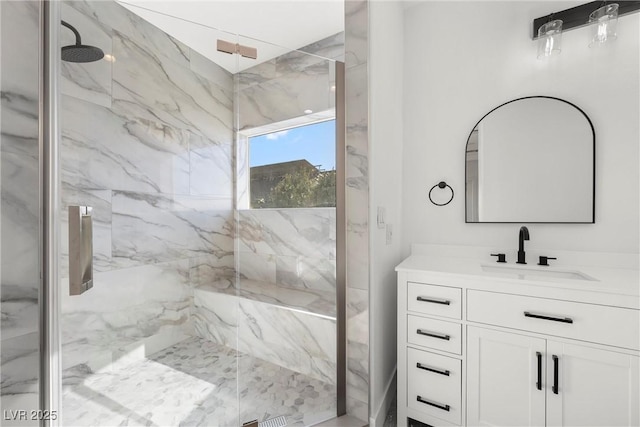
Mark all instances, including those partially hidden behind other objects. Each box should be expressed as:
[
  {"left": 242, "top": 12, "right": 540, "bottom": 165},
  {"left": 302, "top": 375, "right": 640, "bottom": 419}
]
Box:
[{"left": 249, "top": 120, "right": 336, "bottom": 209}]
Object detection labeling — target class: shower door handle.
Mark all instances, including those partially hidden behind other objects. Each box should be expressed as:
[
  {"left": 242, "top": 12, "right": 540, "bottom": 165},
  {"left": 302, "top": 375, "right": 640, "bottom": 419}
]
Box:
[{"left": 69, "top": 206, "right": 94, "bottom": 295}]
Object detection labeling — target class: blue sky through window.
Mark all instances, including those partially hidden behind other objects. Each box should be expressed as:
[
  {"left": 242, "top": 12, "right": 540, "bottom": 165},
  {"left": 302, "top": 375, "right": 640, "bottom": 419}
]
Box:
[{"left": 249, "top": 120, "right": 336, "bottom": 171}]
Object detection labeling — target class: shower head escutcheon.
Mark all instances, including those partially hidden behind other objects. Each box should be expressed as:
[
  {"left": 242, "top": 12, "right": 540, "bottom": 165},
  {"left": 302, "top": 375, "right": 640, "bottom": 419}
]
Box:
[{"left": 61, "top": 20, "right": 105, "bottom": 63}]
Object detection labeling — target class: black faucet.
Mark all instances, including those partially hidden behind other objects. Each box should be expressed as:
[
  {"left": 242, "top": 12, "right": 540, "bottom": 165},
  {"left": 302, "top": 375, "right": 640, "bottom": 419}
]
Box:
[{"left": 517, "top": 226, "right": 530, "bottom": 264}]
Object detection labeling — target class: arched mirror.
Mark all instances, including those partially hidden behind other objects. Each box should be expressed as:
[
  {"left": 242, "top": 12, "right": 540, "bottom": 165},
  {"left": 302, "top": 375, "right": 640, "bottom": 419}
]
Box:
[{"left": 465, "top": 96, "right": 595, "bottom": 223}]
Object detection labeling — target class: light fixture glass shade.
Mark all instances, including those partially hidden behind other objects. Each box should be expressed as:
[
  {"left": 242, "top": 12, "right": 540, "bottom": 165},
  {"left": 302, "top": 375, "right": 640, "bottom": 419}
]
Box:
[
  {"left": 537, "top": 19, "right": 563, "bottom": 59},
  {"left": 589, "top": 3, "right": 618, "bottom": 47}
]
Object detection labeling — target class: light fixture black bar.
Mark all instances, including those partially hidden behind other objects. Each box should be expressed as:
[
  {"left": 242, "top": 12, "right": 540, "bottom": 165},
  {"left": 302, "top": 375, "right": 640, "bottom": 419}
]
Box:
[{"left": 532, "top": 1, "right": 640, "bottom": 39}]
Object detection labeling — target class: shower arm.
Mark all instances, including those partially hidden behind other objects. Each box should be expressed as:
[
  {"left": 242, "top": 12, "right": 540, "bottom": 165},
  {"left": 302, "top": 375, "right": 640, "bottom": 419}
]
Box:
[{"left": 61, "top": 20, "right": 82, "bottom": 45}]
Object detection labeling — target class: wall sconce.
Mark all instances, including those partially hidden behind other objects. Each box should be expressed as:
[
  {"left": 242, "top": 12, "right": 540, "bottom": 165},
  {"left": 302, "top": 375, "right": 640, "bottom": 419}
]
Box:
[
  {"left": 532, "top": 1, "right": 640, "bottom": 56},
  {"left": 588, "top": 3, "right": 619, "bottom": 47},
  {"left": 537, "top": 19, "right": 563, "bottom": 58}
]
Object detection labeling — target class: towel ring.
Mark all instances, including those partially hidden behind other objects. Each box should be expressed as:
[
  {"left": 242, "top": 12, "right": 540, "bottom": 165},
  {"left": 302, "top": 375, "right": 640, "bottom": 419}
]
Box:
[{"left": 428, "top": 181, "right": 454, "bottom": 206}]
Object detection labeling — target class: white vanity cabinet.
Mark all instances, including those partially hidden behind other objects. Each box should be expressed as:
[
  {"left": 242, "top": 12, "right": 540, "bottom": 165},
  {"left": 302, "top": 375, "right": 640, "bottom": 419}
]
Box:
[
  {"left": 397, "top": 258, "right": 640, "bottom": 427},
  {"left": 466, "top": 326, "right": 639, "bottom": 427}
]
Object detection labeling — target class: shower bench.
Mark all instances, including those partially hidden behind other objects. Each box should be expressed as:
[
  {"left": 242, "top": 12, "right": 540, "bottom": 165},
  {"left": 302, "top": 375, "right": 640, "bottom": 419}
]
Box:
[{"left": 193, "top": 279, "right": 337, "bottom": 385}]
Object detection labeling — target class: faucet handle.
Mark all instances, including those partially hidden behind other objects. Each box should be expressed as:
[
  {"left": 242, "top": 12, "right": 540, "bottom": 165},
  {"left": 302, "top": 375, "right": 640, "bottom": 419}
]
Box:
[
  {"left": 538, "top": 256, "right": 557, "bottom": 266},
  {"left": 490, "top": 253, "right": 507, "bottom": 263}
]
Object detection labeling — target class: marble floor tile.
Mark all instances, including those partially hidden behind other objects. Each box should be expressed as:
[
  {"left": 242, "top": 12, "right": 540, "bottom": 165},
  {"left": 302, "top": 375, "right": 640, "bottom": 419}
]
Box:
[{"left": 62, "top": 337, "right": 337, "bottom": 427}]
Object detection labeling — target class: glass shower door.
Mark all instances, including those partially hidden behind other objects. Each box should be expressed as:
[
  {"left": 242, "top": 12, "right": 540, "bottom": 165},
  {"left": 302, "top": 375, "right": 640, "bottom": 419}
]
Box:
[
  {"left": 58, "top": 2, "right": 240, "bottom": 425},
  {"left": 235, "top": 35, "right": 343, "bottom": 426}
]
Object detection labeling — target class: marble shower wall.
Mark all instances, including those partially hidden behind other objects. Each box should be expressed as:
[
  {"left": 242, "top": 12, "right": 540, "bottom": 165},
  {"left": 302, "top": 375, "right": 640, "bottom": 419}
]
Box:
[
  {"left": 235, "top": 34, "right": 343, "bottom": 294},
  {"left": 237, "top": 209, "right": 336, "bottom": 293},
  {"left": 237, "top": 32, "right": 344, "bottom": 132},
  {"left": 59, "top": 0, "right": 234, "bottom": 375},
  {"left": 345, "top": 0, "right": 370, "bottom": 422},
  {"left": 0, "top": 1, "right": 41, "bottom": 425}
]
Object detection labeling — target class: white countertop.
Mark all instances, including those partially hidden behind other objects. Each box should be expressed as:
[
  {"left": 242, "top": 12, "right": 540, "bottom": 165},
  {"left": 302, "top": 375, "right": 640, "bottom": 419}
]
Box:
[{"left": 396, "top": 245, "right": 640, "bottom": 309}]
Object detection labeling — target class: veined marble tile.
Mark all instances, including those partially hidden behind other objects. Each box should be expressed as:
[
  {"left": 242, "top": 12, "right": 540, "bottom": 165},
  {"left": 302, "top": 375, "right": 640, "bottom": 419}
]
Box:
[
  {"left": 236, "top": 133, "right": 250, "bottom": 208},
  {"left": 1, "top": 147, "right": 40, "bottom": 289},
  {"left": 61, "top": 2, "right": 113, "bottom": 108},
  {"left": 193, "top": 285, "right": 337, "bottom": 384},
  {"left": 112, "top": 31, "right": 232, "bottom": 144},
  {"left": 63, "top": 337, "right": 335, "bottom": 427},
  {"left": 111, "top": 191, "right": 233, "bottom": 267},
  {"left": 345, "top": 0, "right": 368, "bottom": 69},
  {"left": 1, "top": 2, "right": 41, "bottom": 419},
  {"left": 0, "top": 285, "right": 39, "bottom": 340},
  {"left": 189, "top": 255, "right": 235, "bottom": 288},
  {"left": 190, "top": 49, "right": 234, "bottom": 89},
  {"left": 347, "top": 192, "right": 369, "bottom": 292},
  {"left": 238, "top": 69, "right": 333, "bottom": 131},
  {"left": 346, "top": 396, "right": 368, "bottom": 423},
  {"left": 237, "top": 298, "right": 337, "bottom": 384},
  {"left": 275, "top": 46, "right": 336, "bottom": 77},
  {"left": 62, "top": 95, "right": 191, "bottom": 195},
  {"left": 65, "top": 0, "right": 190, "bottom": 67},
  {"left": 60, "top": 259, "right": 191, "bottom": 372},
  {"left": 298, "top": 32, "right": 345, "bottom": 62},
  {"left": 238, "top": 208, "right": 336, "bottom": 259},
  {"left": 347, "top": 340, "right": 369, "bottom": 407},
  {"left": 238, "top": 251, "right": 277, "bottom": 283},
  {"left": 60, "top": 187, "right": 112, "bottom": 277},
  {"left": 193, "top": 286, "right": 239, "bottom": 349},
  {"left": 198, "top": 279, "right": 335, "bottom": 318},
  {"left": 1, "top": 130, "right": 40, "bottom": 339},
  {"left": 0, "top": 0, "right": 40, "bottom": 103},
  {"left": 276, "top": 255, "right": 336, "bottom": 293},
  {"left": 347, "top": 288, "right": 369, "bottom": 344},
  {"left": 0, "top": 332, "right": 39, "bottom": 400},
  {"left": 1, "top": 332, "right": 40, "bottom": 427},
  {"left": 189, "top": 133, "right": 233, "bottom": 197}
]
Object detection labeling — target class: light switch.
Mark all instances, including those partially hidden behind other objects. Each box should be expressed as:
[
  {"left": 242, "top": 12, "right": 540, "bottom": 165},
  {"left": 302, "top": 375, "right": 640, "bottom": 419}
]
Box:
[{"left": 377, "top": 206, "right": 386, "bottom": 229}]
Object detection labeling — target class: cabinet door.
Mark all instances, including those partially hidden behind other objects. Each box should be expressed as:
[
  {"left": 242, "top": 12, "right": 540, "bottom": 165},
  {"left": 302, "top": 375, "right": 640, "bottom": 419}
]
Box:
[
  {"left": 546, "top": 341, "right": 639, "bottom": 427},
  {"left": 467, "top": 326, "right": 546, "bottom": 427}
]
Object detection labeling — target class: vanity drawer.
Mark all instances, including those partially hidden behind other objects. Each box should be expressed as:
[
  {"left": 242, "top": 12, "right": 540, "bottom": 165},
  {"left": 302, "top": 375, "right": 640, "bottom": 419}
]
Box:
[
  {"left": 408, "top": 315, "right": 462, "bottom": 354},
  {"left": 408, "top": 282, "right": 462, "bottom": 320},
  {"left": 407, "top": 348, "right": 462, "bottom": 425},
  {"left": 467, "top": 290, "right": 640, "bottom": 350}
]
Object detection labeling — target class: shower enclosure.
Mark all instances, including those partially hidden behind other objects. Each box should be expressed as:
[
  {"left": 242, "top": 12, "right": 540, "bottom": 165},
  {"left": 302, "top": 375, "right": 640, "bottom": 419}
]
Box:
[{"left": 0, "top": 1, "right": 345, "bottom": 425}]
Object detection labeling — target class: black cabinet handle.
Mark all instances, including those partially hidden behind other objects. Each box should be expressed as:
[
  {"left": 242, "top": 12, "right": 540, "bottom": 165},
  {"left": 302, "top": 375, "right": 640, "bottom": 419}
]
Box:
[
  {"left": 416, "top": 362, "right": 450, "bottom": 376},
  {"left": 416, "top": 296, "right": 451, "bottom": 305},
  {"left": 416, "top": 329, "right": 451, "bottom": 341},
  {"left": 536, "top": 352, "right": 542, "bottom": 390},
  {"left": 524, "top": 311, "right": 573, "bottom": 324},
  {"left": 417, "top": 396, "right": 450, "bottom": 412},
  {"left": 552, "top": 355, "right": 559, "bottom": 394}
]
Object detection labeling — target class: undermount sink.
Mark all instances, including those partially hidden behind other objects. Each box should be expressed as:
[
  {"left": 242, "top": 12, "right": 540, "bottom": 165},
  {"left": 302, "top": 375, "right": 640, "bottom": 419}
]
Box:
[{"left": 481, "top": 264, "right": 596, "bottom": 281}]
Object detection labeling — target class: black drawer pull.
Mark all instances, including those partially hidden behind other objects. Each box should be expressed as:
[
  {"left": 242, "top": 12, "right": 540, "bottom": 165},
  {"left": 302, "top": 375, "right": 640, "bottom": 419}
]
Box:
[
  {"left": 417, "top": 296, "right": 451, "bottom": 305},
  {"left": 416, "top": 363, "right": 450, "bottom": 376},
  {"left": 416, "top": 329, "right": 451, "bottom": 341},
  {"left": 417, "top": 396, "right": 450, "bottom": 412},
  {"left": 536, "top": 352, "right": 542, "bottom": 391},
  {"left": 552, "top": 355, "right": 559, "bottom": 394},
  {"left": 524, "top": 312, "right": 573, "bottom": 324}
]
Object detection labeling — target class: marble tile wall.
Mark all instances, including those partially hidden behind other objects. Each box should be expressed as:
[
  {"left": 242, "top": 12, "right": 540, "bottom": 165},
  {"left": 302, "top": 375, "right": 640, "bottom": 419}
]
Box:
[
  {"left": 1, "top": 1, "right": 41, "bottom": 425},
  {"left": 345, "top": 0, "right": 370, "bottom": 422},
  {"left": 237, "top": 208, "right": 337, "bottom": 293},
  {"left": 237, "top": 33, "right": 344, "bottom": 131},
  {"left": 193, "top": 286, "right": 337, "bottom": 385},
  {"left": 59, "top": 0, "right": 234, "bottom": 379}
]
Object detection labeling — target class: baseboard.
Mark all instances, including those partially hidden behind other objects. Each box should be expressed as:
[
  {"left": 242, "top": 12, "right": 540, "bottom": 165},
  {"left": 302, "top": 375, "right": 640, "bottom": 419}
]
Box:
[{"left": 369, "top": 368, "right": 397, "bottom": 427}]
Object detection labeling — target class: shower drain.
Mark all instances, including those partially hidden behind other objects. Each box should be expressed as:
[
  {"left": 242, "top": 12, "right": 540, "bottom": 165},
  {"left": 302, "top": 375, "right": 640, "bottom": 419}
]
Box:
[{"left": 259, "top": 416, "right": 288, "bottom": 427}]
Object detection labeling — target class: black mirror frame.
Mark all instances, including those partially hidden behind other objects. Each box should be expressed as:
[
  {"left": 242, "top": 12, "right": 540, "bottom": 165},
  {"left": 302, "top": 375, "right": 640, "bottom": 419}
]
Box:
[{"left": 464, "top": 95, "right": 596, "bottom": 224}]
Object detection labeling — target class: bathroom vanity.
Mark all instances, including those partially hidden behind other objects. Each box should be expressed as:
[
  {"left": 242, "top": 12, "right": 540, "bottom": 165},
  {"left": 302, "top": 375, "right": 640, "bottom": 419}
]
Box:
[{"left": 396, "top": 245, "right": 640, "bottom": 427}]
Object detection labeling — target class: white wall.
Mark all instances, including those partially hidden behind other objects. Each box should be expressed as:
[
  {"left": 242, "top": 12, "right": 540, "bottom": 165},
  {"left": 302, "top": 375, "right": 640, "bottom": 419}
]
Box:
[
  {"left": 369, "top": 1, "right": 404, "bottom": 425},
  {"left": 402, "top": 1, "right": 639, "bottom": 256}
]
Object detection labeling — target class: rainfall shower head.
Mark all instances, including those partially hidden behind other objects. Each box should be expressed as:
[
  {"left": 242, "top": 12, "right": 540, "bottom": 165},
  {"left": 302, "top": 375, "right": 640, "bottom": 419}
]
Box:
[{"left": 61, "top": 20, "right": 104, "bottom": 63}]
